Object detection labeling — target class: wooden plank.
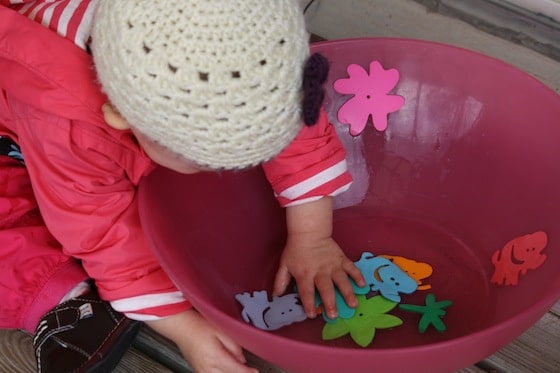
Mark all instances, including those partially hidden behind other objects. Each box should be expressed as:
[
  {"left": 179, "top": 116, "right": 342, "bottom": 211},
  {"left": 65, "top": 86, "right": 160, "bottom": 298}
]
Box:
[
  {"left": 0, "top": 329, "right": 174, "bottom": 373},
  {"left": 415, "top": 0, "right": 560, "bottom": 62},
  {"left": 114, "top": 349, "right": 175, "bottom": 373},
  {"left": 458, "top": 366, "right": 489, "bottom": 373},
  {"left": 245, "top": 351, "right": 287, "bottom": 373},
  {"left": 0, "top": 330, "right": 35, "bottom": 373},
  {"left": 551, "top": 299, "right": 560, "bottom": 315},
  {"left": 133, "top": 326, "right": 193, "bottom": 373},
  {"left": 477, "top": 311, "right": 560, "bottom": 373}
]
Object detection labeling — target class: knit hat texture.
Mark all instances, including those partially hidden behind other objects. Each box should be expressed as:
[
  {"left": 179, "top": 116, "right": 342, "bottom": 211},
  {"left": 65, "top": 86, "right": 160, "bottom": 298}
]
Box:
[{"left": 91, "top": 0, "right": 309, "bottom": 170}]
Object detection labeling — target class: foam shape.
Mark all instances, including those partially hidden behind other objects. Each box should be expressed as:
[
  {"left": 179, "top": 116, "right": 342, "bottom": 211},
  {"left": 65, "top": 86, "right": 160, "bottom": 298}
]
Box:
[
  {"left": 322, "top": 294, "right": 402, "bottom": 347},
  {"left": 235, "top": 291, "right": 307, "bottom": 331},
  {"left": 399, "top": 294, "right": 453, "bottom": 333},
  {"left": 334, "top": 60, "right": 405, "bottom": 135},
  {"left": 381, "top": 255, "right": 434, "bottom": 290},
  {"left": 354, "top": 252, "right": 418, "bottom": 302},
  {"left": 315, "top": 252, "right": 417, "bottom": 323},
  {"left": 315, "top": 277, "right": 370, "bottom": 324},
  {"left": 491, "top": 231, "right": 548, "bottom": 286}
]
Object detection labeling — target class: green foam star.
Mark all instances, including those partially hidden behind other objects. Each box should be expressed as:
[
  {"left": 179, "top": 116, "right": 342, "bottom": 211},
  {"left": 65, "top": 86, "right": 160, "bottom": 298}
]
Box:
[
  {"left": 399, "top": 293, "right": 453, "bottom": 333},
  {"left": 322, "top": 295, "right": 403, "bottom": 347}
]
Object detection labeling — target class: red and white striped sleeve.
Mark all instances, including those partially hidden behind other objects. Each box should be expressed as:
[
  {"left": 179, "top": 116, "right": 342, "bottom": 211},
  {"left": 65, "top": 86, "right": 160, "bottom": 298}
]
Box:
[
  {"left": 109, "top": 292, "right": 191, "bottom": 321},
  {"left": 6, "top": 0, "right": 97, "bottom": 50},
  {"left": 262, "top": 109, "right": 353, "bottom": 207}
]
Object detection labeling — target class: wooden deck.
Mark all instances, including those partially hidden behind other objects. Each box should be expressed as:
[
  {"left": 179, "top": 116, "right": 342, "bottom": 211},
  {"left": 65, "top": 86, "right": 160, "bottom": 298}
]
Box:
[{"left": 0, "top": 300, "right": 559, "bottom": 372}]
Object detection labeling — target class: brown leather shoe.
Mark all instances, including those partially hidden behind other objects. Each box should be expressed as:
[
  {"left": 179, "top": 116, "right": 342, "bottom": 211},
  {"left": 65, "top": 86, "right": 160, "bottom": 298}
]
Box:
[{"left": 33, "top": 288, "right": 141, "bottom": 373}]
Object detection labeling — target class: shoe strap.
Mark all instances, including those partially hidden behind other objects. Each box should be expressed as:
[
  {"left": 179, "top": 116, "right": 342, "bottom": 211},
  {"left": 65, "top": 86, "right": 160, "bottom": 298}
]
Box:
[{"left": 33, "top": 302, "right": 93, "bottom": 351}]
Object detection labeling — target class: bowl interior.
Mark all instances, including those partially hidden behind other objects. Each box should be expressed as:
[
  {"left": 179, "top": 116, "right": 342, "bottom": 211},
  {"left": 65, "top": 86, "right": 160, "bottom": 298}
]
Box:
[{"left": 139, "top": 38, "right": 560, "bottom": 372}]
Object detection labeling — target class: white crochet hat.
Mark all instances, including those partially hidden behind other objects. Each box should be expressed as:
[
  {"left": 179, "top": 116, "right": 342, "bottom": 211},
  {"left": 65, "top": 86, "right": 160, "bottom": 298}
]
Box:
[{"left": 91, "top": 0, "right": 309, "bottom": 170}]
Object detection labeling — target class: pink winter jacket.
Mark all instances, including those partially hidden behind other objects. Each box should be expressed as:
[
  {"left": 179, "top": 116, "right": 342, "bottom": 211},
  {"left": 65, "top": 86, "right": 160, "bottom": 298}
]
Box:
[{"left": 0, "top": 5, "right": 352, "bottom": 319}]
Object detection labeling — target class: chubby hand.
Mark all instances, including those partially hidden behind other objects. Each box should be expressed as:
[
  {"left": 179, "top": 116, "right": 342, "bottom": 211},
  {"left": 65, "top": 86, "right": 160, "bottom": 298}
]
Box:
[
  {"left": 272, "top": 198, "right": 365, "bottom": 320},
  {"left": 146, "top": 309, "right": 257, "bottom": 373}
]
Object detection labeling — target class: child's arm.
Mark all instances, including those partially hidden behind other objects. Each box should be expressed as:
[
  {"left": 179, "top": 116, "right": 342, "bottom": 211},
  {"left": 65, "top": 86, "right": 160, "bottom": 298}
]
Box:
[
  {"left": 272, "top": 197, "right": 365, "bottom": 319},
  {"left": 146, "top": 309, "right": 258, "bottom": 373}
]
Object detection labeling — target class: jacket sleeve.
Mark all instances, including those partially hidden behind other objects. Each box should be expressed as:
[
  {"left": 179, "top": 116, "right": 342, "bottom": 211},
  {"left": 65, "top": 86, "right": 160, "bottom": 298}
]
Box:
[
  {"left": 262, "top": 109, "right": 352, "bottom": 207},
  {"left": 13, "top": 105, "right": 191, "bottom": 321}
]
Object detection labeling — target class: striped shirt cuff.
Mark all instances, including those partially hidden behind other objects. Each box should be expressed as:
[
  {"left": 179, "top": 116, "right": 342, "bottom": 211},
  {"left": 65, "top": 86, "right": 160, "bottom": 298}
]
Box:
[{"left": 110, "top": 291, "right": 191, "bottom": 321}]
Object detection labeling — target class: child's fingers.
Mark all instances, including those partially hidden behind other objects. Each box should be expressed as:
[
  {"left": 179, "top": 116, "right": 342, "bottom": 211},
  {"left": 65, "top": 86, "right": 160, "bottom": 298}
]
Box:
[
  {"left": 218, "top": 334, "right": 247, "bottom": 364},
  {"left": 213, "top": 346, "right": 258, "bottom": 373},
  {"left": 272, "top": 266, "right": 291, "bottom": 296},
  {"left": 297, "top": 278, "right": 319, "bottom": 318},
  {"left": 333, "top": 270, "right": 358, "bottom": 308},
  {"left": 343, "top": 259, "right": 366, "bottom": 287},
  {"left": 315, "top": 275, "right": 337, "bottom": 319}
]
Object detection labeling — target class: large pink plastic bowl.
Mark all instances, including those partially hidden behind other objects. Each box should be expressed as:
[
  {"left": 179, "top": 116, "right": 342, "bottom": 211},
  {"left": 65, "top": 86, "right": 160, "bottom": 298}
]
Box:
[{"left": 139, "top": 38, "right": 560, "bottom": 373}]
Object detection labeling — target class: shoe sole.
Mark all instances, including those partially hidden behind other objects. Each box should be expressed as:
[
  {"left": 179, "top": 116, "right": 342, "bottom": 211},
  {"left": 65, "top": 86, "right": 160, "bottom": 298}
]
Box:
[{"left": 81, "top": 320, "right": 142, "bottom": 373}]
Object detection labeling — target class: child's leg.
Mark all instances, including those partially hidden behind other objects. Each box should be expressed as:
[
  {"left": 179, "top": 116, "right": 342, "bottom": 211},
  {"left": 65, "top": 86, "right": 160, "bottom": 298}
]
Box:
[
  {"left": 0, "top": 154, "right": 88, "bottom": 333},
  {"left": 0, "top": 147, "right": 140, "bottom": 372}
]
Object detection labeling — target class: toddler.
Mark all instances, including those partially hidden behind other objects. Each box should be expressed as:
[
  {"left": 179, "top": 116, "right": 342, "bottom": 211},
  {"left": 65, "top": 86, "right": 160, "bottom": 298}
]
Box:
[{"left": 0, "top": 0, "right": 364, "bottom": 372}]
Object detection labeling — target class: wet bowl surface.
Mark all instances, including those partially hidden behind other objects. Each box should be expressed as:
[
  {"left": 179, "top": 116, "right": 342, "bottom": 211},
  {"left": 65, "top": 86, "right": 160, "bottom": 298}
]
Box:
[{"left": 139, "top": 38, "right": 560, "bottom": 373}]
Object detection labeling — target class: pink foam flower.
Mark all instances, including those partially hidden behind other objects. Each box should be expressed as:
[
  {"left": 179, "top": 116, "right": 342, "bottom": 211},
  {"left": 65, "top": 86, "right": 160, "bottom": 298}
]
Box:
[{"left": 334, "top": 61, "right": 405, "bottom": 135}]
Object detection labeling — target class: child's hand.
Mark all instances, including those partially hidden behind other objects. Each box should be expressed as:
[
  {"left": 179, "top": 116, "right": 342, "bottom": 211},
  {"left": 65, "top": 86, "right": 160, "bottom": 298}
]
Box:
[
  {"left": 273, "top": 235, "right": 365, "bottom": 319},
  {"left": 272, "top": 198, "right": 365, "bottom": 320},
  {"left": 146, "top": 309, "right": 258, "bottom": 373}
]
